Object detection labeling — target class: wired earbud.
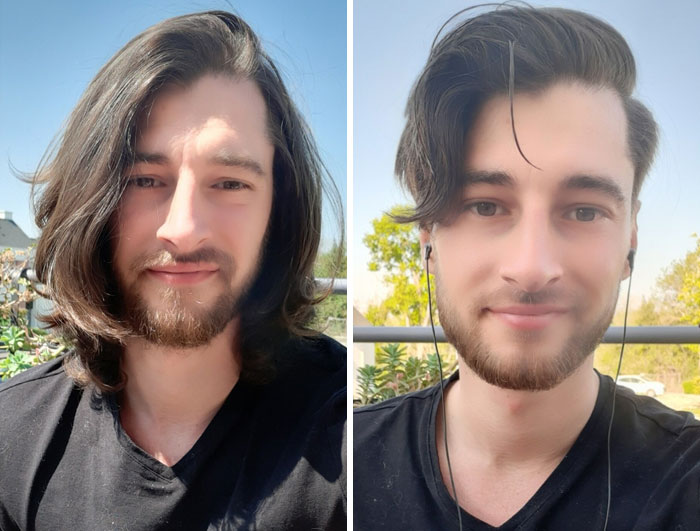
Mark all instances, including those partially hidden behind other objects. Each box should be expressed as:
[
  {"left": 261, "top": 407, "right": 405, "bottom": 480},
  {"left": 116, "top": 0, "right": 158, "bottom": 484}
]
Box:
[
  {"left": 425, "top": 242, "right": 636, "bottom": 530},
  {"left": 602, "top": 248, "right": 636, "bottom": 531},
  {"left": 424, "top": 242, "right": 463, "bottom": 530}
]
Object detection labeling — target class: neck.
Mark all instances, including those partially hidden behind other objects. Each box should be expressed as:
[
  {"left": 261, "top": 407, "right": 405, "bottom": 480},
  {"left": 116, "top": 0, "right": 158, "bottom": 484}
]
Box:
[
  {"left": 118, "top": 319, "right": 241, "bottom": 464},
  {"left": 444, "top": 357, "right": 599, "bottom": 466}
]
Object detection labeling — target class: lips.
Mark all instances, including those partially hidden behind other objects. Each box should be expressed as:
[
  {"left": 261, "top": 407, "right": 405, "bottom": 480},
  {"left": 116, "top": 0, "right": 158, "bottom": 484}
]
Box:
[
  {"left": 146, "top": 264, "right": 219, "bottom": 285},
  {"left": 486, "top": 305, "right": 567, "bottom": 330},
  {"left": 148, "top": 264, "right": 218, "bottom": 274}
]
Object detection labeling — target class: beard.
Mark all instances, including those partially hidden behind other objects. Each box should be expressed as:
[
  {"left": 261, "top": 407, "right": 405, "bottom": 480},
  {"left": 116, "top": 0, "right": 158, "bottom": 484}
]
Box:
[
  {"left": 437, "top": 279, "right": 618, "bottom": 391},
  {"left": 116, "top": 247, "right": 258, "bottom": 348}
]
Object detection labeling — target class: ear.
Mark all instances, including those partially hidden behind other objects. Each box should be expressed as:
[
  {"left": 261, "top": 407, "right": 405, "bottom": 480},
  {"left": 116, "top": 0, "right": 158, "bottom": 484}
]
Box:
[
  {"left": 623, "top": 199, "right": 641, "bottom": 279},
  {"left": 419, "top": 228, "right": 432, "bottom": 263}
]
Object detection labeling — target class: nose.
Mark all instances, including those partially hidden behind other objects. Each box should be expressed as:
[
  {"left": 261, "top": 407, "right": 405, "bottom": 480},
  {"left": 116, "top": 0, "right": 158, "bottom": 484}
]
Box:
[
  {"left": 499, "top": 211, "right": 563, "bottom": 293},
  {"left": 156, "top": 175, "right": 210, "bottom": 253}
]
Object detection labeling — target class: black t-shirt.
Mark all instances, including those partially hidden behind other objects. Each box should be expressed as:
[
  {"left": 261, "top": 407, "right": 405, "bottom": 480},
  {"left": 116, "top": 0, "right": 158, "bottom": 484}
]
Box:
[
  {"left": 0, "top": 335, "right": 346, "bottom": 531},
  {"left": 354, "top": 372, "right": 700, "bottom": 530}
]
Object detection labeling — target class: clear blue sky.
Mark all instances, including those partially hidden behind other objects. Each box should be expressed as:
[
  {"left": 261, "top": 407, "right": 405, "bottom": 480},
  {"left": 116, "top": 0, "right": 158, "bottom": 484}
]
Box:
[
  {"left": 353, "top": 0, "right": 700, "bottom": 301},
  {"left": 0, "top": 0, "right": 346, "bottom": 246}
]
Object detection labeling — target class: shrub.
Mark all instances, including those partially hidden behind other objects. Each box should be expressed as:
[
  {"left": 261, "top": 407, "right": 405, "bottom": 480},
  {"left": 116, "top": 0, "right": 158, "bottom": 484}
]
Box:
[
  {"left": 682, "top": 377, "right": 700, "bottom": 395},
  {"left": 0, "top": 248, "right": 65, "bottom": 381}
]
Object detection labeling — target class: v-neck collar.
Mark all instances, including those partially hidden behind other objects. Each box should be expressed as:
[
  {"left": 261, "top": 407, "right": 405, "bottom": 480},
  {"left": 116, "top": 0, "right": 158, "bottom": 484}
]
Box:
[
  {"left": 426, "top": 371, "right": 611, "bottom": 530},
  {"left": 104, "top": 379, "right": 253, "bottom": 482}
]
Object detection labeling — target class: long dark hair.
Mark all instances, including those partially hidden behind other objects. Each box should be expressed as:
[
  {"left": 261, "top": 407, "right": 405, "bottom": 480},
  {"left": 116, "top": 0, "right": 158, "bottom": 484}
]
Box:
[
  {"left": 31, "top": 11, "right": 341, "bottom": 390},
  {"left": 395, "top": 5, "right": 658, "bottom": 227}
]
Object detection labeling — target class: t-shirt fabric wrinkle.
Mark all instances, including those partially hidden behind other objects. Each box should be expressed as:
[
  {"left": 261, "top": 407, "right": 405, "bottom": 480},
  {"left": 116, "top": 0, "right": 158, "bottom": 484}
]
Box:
[
  {"left": 354, "top": 371, "right": 700, "bottom": 530},
  {"left": 0, "top": 335, "right": 346, "bottom": 531}
]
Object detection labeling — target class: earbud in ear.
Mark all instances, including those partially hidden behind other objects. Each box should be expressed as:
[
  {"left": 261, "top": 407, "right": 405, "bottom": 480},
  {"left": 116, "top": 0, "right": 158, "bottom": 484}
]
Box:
[
  {"left": 627, "top": 249, "right": 636, "bottom": 272},
  {"left": 425, "top": 243, "right": 432, "bottom": 261}
]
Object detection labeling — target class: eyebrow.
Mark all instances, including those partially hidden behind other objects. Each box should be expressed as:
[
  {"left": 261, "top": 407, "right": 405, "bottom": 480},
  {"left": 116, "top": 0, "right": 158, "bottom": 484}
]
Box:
[
  {"left": 132, "top": 150, "right": 265, "bottom": 176},
  {"left": 463, "top": 170, "right": 626, "bottom": 204},
  {"left": 562, "top": 175, "right": 626, "bottom": 205},
  {"left": 463, "top": 170, "right": 516, "bottom": 188}
]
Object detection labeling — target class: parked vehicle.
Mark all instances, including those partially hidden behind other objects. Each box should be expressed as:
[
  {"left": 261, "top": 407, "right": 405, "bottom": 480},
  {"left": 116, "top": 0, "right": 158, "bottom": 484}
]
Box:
[{"left": 617, "top": 375, "right": 665, "bottom": 397}]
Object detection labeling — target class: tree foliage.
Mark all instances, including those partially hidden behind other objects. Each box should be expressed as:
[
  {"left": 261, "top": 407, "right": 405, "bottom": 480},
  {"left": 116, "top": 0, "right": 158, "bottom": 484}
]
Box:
[
  {"left": 658, "top": 234, "right": 700, "bottom": 325},
  {"left": 363, "top": 206, "right": 430, "bottom": 327},
  {"left": 595, "top": 235, "right": 700, "bottom": 386}
]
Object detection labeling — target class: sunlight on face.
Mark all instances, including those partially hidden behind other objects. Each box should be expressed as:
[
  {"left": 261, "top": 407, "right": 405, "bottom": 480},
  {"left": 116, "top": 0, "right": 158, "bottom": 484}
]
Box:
[
  {"left": 112, "top": 75, "right": 274, "bottom": 347},
  {"left": 430, "top": 82, "right": 637, "bottom": 390}
]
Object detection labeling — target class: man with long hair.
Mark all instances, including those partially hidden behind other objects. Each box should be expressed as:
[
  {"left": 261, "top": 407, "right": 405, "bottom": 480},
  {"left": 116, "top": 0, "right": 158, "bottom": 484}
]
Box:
[
  {"left": 0, "top": 11, "right": 345, "bottom": 530},
  {"left": 355, "top": 5, "right": 700, "bottom": 530}
]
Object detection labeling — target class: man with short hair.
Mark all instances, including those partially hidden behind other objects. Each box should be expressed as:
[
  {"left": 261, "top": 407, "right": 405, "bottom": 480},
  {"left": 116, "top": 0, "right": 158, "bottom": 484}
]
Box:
[
  {"left": 355, "top": 6, "right": 700, "bottom": 530},
  {"left": 0, "top": 11, "right": 345, "bottom": 530}
]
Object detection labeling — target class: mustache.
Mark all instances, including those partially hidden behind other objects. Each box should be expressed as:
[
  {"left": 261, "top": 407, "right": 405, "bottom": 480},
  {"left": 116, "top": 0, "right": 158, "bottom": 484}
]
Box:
[
  {"left": 131, "top": 248, "right": 234, "bottom": 273},
  {"left": 485, "top": 286, "right": 570, "bottom": 306}
]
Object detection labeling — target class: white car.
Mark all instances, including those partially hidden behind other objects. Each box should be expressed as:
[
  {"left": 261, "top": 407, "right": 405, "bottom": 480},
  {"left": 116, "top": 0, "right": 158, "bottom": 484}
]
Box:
[{"left": 617, "top": 375, "right": 665, "bottom": 397}]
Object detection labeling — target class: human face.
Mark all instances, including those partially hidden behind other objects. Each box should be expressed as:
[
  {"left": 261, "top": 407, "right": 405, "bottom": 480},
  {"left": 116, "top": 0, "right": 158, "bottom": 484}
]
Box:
[
  {"left": 425, "top": 82, "right": 638, "bottom": 391},
  {"left": 113, "top": 75, "right": 274, "bottom": 347}
]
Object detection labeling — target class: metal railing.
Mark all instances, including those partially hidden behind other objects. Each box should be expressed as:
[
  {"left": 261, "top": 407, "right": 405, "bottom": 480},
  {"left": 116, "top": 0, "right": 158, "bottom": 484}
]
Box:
[
  {"left": 316, "top": 278, "right": 347, "bottom": 295},
  {"left": 354, "top": 325, "right": 700, "bottom": 344}
]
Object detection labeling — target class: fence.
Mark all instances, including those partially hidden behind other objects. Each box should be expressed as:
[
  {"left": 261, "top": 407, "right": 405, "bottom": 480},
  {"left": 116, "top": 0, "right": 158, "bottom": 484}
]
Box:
[{"left": 353, "top": 326, "right": 700, "bottom": 344}]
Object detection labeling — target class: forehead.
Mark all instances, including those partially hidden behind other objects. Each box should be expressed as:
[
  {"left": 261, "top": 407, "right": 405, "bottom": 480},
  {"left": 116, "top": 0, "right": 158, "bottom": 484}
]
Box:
[
  {"left": 135, "top": 75, "right": 272, "bottom": 160},
  {"left": 464, "top": 82, "right": 634, "bottom": 199}
]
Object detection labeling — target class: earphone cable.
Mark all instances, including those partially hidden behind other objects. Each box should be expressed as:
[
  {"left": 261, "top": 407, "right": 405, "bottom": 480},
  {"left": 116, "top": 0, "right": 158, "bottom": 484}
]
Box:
[
  {"left": 426, "top": 254, "right": 464, "bottom": 531},
  {"left": 602, "top": 269, "right": 633, "bottom": 530}
]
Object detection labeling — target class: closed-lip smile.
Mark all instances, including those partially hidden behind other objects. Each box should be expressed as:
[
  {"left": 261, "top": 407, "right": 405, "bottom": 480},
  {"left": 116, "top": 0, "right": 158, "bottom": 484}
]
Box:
[
  {"left": 486, "top": 305, "right": 567, "bottom": 330},
  {"left": 147, "top": 263, "right": 219, "bottom": 285}
]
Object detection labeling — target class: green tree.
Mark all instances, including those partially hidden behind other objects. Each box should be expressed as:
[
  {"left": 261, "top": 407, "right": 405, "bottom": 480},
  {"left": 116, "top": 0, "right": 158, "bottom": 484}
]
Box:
[
  {"left": 595, "top": 235, "right": 700, "bottom": 385},
  {"left": 363, "top": 206, "right": 429, "bottom": 327},
  {"left": 658, "top": 234, "right": 700, "bottom": 325}
]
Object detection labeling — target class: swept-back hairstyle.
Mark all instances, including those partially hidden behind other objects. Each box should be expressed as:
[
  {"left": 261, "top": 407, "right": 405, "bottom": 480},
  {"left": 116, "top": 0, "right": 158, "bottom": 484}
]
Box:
[
  {"left": 396, "top": 5, "right": 658, "bottom": 227},
  {"left": 31, "top": 11, "right": 341, "bottom": 390}
]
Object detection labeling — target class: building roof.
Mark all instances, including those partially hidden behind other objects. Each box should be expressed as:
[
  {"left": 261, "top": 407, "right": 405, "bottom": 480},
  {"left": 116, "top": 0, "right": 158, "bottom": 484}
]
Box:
[{"left": 0, "top": 218, "right": 34, "bottom": 250}]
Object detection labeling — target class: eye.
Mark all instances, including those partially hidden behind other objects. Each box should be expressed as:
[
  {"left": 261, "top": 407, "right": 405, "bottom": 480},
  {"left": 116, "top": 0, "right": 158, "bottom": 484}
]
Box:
[
  {"left": 567, "top": 207, "right": 604, "bottom": 222},
  {"left": 463, "top": 201, "right": 503, "bottom": 217},
  {"left": 127, "top": 176, "right": 163, "bottom": 188},
  {"left": 213, "top": 180, "right": 250, "bottom": 191}
]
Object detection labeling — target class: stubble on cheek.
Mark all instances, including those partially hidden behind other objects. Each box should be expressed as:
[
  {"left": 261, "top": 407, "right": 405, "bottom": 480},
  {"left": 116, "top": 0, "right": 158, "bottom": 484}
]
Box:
[
  {"left": 434, "top": 273, "right": 619, "bottom": 391},
  {"left": 114, "top": 247, "right": 251, "bottom": 348}
]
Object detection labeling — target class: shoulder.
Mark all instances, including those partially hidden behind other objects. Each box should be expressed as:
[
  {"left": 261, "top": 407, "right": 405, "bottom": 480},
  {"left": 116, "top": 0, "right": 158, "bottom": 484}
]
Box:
[
  {"left": 611, "top": 387, "right": 700, "bottom": 526},
  {"left": 613, "top": 381, "right": 700, "bottom": 440},
  {"left": 275, "top": 334, "right": 346, "bottom": 395},
  {"left": 354, "top": 384, "right": 439, "bottom": 444},
  {"left": 263, "top": 336, "right": 347, "bottom": 507},
  {"left": 609, "top": 380, "right": 700, "bottom": 499},
  {"left": 0, "top": 356, "right": 83, "bottom": 475},
  {"left": 282, "top": 334, "right": 346, "bottom": 373},
  {"left": 0, "top": 356, "right": 74, "bottom": 412},
  {"left": 269, "top": 334, "right": 346, "bottom": 422}
]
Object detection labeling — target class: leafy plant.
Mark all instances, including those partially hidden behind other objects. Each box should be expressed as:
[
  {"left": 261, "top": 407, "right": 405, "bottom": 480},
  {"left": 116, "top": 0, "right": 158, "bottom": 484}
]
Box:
[
  {"left": 0, "top": 247, "right": 65, "bottom": 382},
  {"left": 0, "top": 352, "right": 33, "bottom": 379},
  {"left": 0, "top": 325, "right": 28, "bottom": 354},
  {"left": 356, "top": 365, "right": 382, "bottom": 405},
  {"left": 355, "top": 343, "right": 457, "bottom": 405}
]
